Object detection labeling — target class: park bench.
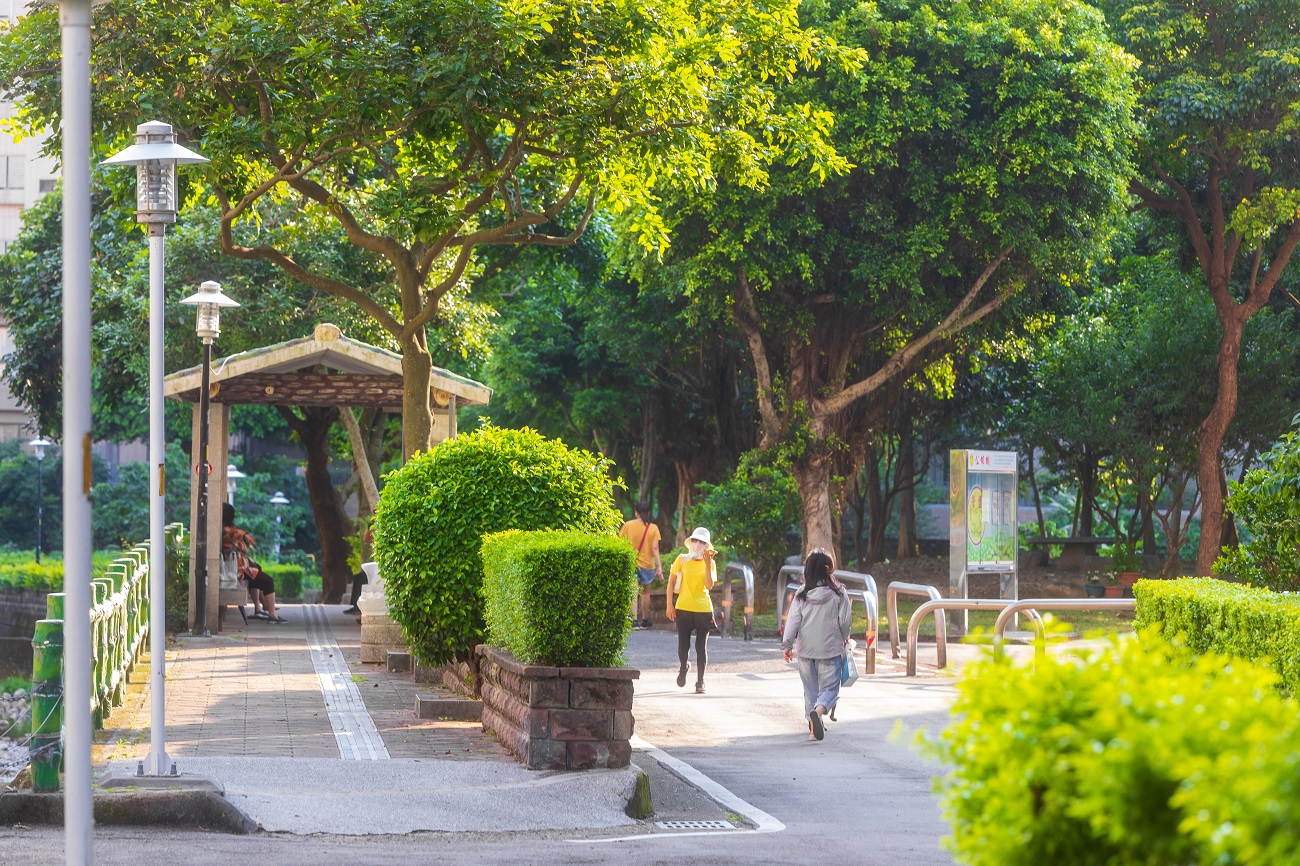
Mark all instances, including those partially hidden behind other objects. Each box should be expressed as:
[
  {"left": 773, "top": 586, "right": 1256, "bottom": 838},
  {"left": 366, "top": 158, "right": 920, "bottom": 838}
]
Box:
[
  {"left": 217, "top": 570, "right": 248, "bottom": 627},
  {"left": 1023, "top": 536, "right": 1117, "bottom": 569}
]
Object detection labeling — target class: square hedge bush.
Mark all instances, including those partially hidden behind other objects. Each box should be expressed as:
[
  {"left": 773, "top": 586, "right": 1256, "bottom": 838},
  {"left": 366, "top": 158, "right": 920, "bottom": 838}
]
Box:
[{"left": 482, "top": 530, "right": 637, "bottom": 668}]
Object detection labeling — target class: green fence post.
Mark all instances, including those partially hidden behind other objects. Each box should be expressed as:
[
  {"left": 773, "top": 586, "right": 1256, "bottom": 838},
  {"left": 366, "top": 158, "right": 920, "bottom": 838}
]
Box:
[
  {"left": 30, "top": 619, "right": 63, "bottom": 793},
  {"left": 46, "top": 593, "right": 65, "bottom": 621}
]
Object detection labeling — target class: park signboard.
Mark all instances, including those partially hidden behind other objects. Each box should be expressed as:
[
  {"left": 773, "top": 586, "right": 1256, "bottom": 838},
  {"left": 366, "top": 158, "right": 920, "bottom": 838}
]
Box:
[{"left": 949, "top": 449, "right": 1019, "bottom": 636}]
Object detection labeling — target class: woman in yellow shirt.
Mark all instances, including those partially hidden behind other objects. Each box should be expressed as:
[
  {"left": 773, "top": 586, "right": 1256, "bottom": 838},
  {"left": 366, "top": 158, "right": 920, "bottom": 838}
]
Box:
[{"left": 667, "top": 526, "right": 717, "bottom": 694}]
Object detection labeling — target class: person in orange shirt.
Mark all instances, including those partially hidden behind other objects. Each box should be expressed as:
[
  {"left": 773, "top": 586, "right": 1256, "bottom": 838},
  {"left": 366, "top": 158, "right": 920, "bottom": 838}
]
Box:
[{"left": 619, "top": 503, "right": 662, "bottom": 629}]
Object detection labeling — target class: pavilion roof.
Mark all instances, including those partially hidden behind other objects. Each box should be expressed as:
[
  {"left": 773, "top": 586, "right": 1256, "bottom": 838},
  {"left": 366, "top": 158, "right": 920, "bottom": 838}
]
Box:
[{"left": 164, "top": 323, "right": 491, "bottom": 408}]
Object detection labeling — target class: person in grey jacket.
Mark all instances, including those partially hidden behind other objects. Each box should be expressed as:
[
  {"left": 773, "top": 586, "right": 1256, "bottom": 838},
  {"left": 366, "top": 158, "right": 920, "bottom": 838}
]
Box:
[{"left": 782, "top": 550, "right": 852, "bottom": 741}]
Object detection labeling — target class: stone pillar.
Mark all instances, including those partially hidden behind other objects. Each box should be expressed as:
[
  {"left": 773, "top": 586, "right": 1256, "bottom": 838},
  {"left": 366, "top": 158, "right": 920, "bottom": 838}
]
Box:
[
  {"left": 357, "top": 562, "right": 407, "bottom": 662},
  {"left": 188, "top": 401, "right": 230, "bottom": 632}
]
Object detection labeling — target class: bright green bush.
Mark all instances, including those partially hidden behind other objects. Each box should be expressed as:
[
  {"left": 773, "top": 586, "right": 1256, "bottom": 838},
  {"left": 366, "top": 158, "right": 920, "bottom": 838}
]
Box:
[
  {"left": 922, "top": 634, "right": 1300, "bottom": 866},
  {"left": 482, "top": 530, "right": 636, "bottom": 667},
  {"left": 1134, "top": 576, "right": 1300, "bottom": 694},
  {"left": 0, "top": 549, "right": 120, "bottom": 590},
  {"left": 1215, "top": 420, "right": 1300, "bottom": 590},
  {"left": 164, "top": 524, "right": 189, "bottom": 632},
  {"left": 260, "top": 563, "right": 307, "bottom": 599},
  {"left": 373, "top": 425, "right": 622, "bottom": 668},
  {"left": 693, "top": 451, "right": 800, "bottom": 583}
]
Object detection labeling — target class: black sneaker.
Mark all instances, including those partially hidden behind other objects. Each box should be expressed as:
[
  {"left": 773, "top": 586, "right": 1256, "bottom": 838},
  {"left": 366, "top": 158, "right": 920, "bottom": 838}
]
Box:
[
  {"left": 343, "top": 606, "right": 361, "bottom": 615},
  {"left": 251, "top": 611, "right": 268, "bottom": 620},
  {"left": 810, "top": 710, "right": 824, "bottom": 740},
  {"left": 640, "top": 619, "right": 653, "bottom": 629}
]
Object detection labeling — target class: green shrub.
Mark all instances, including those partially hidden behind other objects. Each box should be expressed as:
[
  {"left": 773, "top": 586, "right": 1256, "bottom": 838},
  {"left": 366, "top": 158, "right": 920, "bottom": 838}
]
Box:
[
  {"left": 1215, "top": 420, "right": 1300, "bottom": 590},
  {"left": 1134, "top": 576, "right": 1300, "bottom": 694},
  {"left": 373, "top": 425, "right": 623, "bottom": 668},
  {"left": 921, "top": 634, "right": 1300, "bottom": 866},
  {"left": 693, "top": 451, "right": 800, "bottom": 585},
  {"left": 0, "top": 549, "right": 122, "bottom": 591},
  {"left": 482, "top": 530, "right": 636, "bottom": 667},
  {"left": 164, "top": 524, "right": 189, "bottom": 632},
  {"left": 260, "top": 563, "right": 307, "bottom": 599}
]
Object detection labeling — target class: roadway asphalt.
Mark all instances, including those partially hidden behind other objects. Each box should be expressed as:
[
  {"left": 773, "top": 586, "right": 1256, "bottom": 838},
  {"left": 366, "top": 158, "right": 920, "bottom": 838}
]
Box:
[{"left": 0, "top": 629, "right": 965, "bottom": 864}]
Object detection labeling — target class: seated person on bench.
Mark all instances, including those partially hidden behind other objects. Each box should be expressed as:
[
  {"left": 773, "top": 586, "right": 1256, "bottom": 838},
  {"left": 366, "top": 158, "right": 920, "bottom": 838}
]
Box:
[{"left": 221, "top": 502, "right": 287, "bottom": 624}]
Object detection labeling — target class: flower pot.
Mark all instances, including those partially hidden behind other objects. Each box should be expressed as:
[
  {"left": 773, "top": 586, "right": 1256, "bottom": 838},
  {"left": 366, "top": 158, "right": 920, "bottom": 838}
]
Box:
[
  {"left": 1103, "top": 585, "right": 1125, "bottom": 598},
  {"left": 1084, "top": 583, "right": 1106, "bottom": 599},
  {"left": 1115, "top": 572, "right": 1141, "bottom": 588}
]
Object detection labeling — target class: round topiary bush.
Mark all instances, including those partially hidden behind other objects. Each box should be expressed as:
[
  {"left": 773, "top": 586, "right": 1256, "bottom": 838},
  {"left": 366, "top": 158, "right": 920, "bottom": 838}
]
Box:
[{"left": 372, "top": 424, "right": 622, "bottom": 669}]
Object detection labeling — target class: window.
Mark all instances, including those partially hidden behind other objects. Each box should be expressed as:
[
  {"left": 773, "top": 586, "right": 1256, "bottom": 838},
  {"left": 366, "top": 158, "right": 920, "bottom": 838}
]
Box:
[
  {"left": 1, "top": 156, "right": 24, "bottom": 189},
  {"left": 38, "top": 178, "right": 55, "bottom": 194},
  {"left": 0, "top": 0, "right": 12, "bottom": 20}
]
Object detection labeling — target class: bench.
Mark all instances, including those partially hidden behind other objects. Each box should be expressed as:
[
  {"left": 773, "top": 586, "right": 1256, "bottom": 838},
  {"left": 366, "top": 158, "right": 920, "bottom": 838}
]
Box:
[
  {"left": 217, "top": 574, "right": 248, "bottom": 628},
  {"left": 1023, "top": 536, "right": 1117, "bottom": 568}
]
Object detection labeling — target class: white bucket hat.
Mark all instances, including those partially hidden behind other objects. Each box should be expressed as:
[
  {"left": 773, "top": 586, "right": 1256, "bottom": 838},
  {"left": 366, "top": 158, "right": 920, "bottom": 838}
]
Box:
[{"left": 687, "top": 527, "right": 712, "bottom": 546}]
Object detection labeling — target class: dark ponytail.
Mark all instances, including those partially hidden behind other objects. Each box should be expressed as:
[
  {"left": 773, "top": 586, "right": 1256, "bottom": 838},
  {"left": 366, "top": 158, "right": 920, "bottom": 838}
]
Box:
[{"left": 797, "top": 550, "right": 842, "bottom": 601}]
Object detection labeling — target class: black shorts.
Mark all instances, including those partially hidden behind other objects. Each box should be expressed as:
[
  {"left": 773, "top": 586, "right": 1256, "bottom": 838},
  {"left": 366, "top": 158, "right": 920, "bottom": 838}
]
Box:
[{"left": 246, "top": 567, "right": 275, "bottom": 595}]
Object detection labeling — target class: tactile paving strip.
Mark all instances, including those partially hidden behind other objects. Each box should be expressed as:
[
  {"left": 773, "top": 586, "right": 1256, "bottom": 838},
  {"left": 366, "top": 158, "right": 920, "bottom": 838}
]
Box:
[{"left": 303, "top": 604, "right": 390, "bottom": 760}]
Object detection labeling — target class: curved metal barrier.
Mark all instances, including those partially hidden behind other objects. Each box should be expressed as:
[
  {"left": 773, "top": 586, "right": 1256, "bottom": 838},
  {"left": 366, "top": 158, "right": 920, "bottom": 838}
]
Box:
[
  {"left": 905, "top": 599, "right": 1045, "bottom": 677},
  {"left": 777, "top": 565, "right": 878, "bottom": 675},
  {"left": 719, "top": 562, "right": 755, "bottom": 640},
  {"left": 992, "top": 599, "right": 1135, "bottom": 659},
  {"left": 887, "top": 582, "right": 946, "bottom": 665}
]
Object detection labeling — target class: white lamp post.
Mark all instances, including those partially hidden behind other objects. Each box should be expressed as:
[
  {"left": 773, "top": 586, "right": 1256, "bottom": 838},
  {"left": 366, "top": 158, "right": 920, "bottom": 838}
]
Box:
[
  {"left": 269, "top": 490, "right": 290, "bottom": 557},
  {"left": 29, "top": 437, "right": 52, "bottom": 564},
  {"left": 59, "top": 1, "right": 95, "bottom": 860},
  {"left": 226, "top": 464, "right": 246, "bottom": 506},
  {"left": 103, "top": 120, "right": 207, "bottom": 779},
  {"left": 180, "top": 281, "right": 240, "bottom": 637}
]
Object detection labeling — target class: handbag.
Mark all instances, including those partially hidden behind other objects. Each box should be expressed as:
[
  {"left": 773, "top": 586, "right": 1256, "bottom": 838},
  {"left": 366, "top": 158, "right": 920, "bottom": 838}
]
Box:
[{"left": 840, "top": 642, "right": 860, "bottom": 688}]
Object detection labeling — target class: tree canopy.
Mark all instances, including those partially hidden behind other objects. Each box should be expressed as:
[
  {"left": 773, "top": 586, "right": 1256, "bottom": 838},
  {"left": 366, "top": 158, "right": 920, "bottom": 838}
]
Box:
[
  {"left": 1, "top": 0, "right": 852, "bottom": 456},
  {"left": 630, "top": 0, "right": 1138, "bottom": 552}
]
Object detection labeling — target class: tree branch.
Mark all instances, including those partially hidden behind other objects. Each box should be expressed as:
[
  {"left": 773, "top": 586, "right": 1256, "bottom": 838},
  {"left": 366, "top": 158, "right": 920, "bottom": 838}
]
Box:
[{"left": 732, "top": 271, "right": 781, "bottom": 448}]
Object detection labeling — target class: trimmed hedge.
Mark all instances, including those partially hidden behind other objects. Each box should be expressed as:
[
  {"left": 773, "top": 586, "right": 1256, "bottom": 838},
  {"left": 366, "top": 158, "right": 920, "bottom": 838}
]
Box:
[
  {"left": 260, "top": 563, "right": 307, "bottom": 599},
  {"left": 373, "top": 425, "right": 622, "bottom": 668},
  {"left": 1134, "top": 576, "right": 1300, "bottom": 694},
  {"left": 482, "top": 530, "right": 637, "bottom": 668},
  {"left": 923, "top": 635, "right": 1300, "bottom": 866},
  {"left": 0, "top": 550, "right": 122, "bottom": 591}
]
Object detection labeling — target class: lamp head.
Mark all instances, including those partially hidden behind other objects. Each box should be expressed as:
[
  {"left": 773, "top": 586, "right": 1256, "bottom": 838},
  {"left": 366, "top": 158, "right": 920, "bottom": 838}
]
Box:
[
  {"left": 180, "top": 280, "right": 239, "bottom": 342},
  {"left": 29, "top": 437, "right": 52, "bottom": 461},
  {"left": 269, "top": 491, "right": 290, "bottom": 506},
  {"left": 226, "top": 464, "right": 246, "bottom": 481},
  {"left": 102, "top": 120, "right": 208, "bottom": 224}
]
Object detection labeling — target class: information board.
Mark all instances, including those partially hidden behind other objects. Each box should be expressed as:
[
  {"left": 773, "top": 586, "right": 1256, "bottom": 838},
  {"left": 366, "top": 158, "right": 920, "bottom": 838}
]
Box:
[{"left": 949, "top": 449, "right": 1019, "bottom": 635}]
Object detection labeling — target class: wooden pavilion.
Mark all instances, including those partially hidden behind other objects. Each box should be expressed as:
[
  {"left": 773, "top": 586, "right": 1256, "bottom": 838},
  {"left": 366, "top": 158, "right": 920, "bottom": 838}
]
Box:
[{"left": 165, "top": 322, "right": 491, "bottom": 631}]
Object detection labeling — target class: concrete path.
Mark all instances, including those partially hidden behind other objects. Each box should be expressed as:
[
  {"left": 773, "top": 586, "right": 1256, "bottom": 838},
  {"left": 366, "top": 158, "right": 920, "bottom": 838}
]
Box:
[{"left": 93, "top": 603, "right": 635, "bottom": 835}]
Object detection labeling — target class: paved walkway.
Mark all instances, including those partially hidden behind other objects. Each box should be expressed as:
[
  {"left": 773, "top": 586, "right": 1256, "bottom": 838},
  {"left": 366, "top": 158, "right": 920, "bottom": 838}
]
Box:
[{"left": 98, "top": 603, "right": 507, "bottom": 766}]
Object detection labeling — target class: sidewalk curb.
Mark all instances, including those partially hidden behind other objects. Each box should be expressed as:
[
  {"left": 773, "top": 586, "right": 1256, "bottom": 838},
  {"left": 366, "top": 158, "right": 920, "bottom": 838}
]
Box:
[{"left": 0, "top": 790, "right": 257, "bottom": 834}]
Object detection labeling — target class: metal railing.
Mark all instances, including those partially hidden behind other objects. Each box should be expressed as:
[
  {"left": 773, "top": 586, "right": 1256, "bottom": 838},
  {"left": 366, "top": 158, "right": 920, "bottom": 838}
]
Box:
[
  {"left": 887, "top": 582, "right": 946, "bottom": 665},
  {"left": 992, "top": 599, "right": 1135, "bottom": 659},
  {"left": 777, "top": 565, "right": 878, "bottom": 675},
  {"left": 30, "top": 532, "right": 164, "bottom": 791},
  {"left": 905, "top": 599, "right": 1045, "bottom": 677},
  {"left": 718, "top": 562, "right": 755, "bottom": 640}
]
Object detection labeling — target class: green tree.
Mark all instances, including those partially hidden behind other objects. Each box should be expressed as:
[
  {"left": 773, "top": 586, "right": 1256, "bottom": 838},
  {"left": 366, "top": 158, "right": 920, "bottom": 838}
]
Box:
[
  {"left": 1, "top": 0, "right": 849, "bottom": 458},
  {"left": 1101, "top": 0, "right": 1300, "bottom": 573},
  {"left": 632, "top": 0, "right": 1137, "bottom": 553}
]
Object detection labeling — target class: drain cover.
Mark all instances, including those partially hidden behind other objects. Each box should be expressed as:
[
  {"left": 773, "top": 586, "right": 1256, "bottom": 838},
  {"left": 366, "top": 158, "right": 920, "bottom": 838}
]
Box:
[{"left": 655, "top": 820, "right": 735, "bottom": 831}]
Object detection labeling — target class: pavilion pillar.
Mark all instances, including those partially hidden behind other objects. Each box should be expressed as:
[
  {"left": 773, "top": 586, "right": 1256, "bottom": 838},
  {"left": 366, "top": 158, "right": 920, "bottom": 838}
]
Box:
[{"left": 188, "top": 401, "right": 230, "bottom": 632}]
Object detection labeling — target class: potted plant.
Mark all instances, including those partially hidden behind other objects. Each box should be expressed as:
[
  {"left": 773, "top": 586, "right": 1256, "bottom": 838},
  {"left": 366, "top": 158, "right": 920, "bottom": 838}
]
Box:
[
  {"left": 1103, "top": 573, "right": 1125, "bottom": 598},
  {"left": 1110, "top": 540, "right": 1143, "bottom": 589},
  {"left": 1084, "top": 572, "right": 1106, "bottom": 599}
]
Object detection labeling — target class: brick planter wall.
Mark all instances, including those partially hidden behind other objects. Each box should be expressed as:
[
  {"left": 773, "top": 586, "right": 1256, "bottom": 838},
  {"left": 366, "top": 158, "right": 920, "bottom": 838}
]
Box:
[{"left": 476, "top": 645, "right": 638, "bottom": 771}]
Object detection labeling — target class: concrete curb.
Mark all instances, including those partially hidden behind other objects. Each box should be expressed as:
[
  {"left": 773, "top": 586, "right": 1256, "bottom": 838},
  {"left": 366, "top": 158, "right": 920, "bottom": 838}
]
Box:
[{"left": 0, "top": 790, "right": 257, "bottom": 834}]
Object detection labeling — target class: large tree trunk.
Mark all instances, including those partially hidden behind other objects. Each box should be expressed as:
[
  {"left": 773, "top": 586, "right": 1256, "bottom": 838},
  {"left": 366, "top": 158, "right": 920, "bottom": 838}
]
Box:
[
  {"left": 280, "top": 406, "right": 355, "bottom": 603},
  {"left": 637, "top": 398, "right": 657, "bottom": 507},
  {"left": 400, "top": 331, "right": 435, "bottom": 461},
  {"left": 1078, "top": 453, "right": 1097, "bottom": 537},
  {"left": 863, "top": 445, "right": 889, "bottom": 566},
  {"left": 1195, "top": 316, "right": 1245, "bottom": 574},
  {"left": 794, "top": 456, "right": 834, "bottom": 557},
  {"left": 896, "top": 435, "right": 917, "bottom": 560}
]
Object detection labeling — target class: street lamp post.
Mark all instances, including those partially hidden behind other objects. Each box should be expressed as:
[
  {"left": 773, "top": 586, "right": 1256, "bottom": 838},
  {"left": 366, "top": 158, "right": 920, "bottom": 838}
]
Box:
[
  {"left": 103, "top": 120, "right": 208, "bottom": 778},
  {"left": 29, "top": 437, "right": 51, "bottom": 563},
  {"left": 269, "top": 491, "right": 289, "bottom": 558},
  {"left": 226, "top": 464, "right": 246, "bottom": 506},
  {"left": 180, "top": 282, "right": 240, "bottom": 637}
]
